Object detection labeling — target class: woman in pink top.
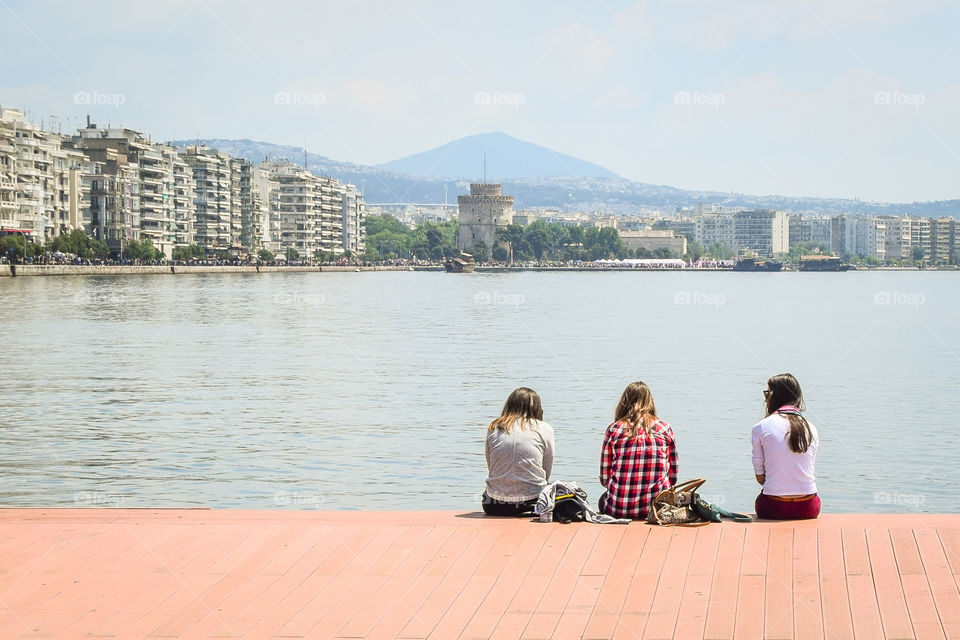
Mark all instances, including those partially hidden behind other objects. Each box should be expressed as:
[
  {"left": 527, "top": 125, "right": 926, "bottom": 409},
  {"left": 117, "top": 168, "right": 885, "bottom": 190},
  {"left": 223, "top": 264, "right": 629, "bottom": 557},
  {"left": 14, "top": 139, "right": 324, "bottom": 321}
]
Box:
[{"left": 751, "top": 373, "right": 820, "bottom": 520}]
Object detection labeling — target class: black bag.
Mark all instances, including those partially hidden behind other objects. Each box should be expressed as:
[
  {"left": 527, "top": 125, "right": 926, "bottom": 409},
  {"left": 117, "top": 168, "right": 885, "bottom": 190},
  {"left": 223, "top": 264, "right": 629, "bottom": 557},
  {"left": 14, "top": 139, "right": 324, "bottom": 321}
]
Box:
[{"left": 553, "top": 494, "right": 588, "bottom": 523}]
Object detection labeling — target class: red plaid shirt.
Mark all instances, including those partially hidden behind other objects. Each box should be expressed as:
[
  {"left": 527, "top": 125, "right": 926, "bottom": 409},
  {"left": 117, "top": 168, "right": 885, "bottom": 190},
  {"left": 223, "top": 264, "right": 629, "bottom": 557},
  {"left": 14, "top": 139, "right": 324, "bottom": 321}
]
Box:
[{"left": 599, "top": 418, "right": 678, "bottom": 519}]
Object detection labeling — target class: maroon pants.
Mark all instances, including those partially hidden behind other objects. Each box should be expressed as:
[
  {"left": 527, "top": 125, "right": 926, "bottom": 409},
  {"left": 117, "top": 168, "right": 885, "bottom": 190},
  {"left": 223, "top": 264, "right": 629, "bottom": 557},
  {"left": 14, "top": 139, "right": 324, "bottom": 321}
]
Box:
[{"left": 755, "top": 493, "right": 821, "bottom": 520}]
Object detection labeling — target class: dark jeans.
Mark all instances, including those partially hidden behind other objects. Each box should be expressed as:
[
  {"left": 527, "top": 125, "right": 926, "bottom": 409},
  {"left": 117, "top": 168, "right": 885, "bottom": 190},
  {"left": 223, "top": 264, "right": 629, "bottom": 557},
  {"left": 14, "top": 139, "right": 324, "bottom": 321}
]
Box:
[
  {"left": 481, "top": 492, "right": 538, "bottom": 517},
  {"left": 755, "top": 493, "right": 821, "bottom": 520}
]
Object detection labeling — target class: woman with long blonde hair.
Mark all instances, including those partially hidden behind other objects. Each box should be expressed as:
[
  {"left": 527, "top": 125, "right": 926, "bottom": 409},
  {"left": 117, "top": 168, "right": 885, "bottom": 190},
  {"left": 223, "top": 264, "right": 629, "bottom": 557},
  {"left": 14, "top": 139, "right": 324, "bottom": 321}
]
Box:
[
  {"left": 598, "top": 381, "right": 678, "bottom": 519},
  {"left": 482, "top": 387, "right": 555, "bottom": 516}
]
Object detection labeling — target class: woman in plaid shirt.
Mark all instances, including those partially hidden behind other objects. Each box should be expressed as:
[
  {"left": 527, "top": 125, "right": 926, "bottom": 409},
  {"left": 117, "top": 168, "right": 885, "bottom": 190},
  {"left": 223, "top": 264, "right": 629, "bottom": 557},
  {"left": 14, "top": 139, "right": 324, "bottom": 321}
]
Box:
[{"left": 598, "top": 381, "right": 678, "bottom": 519}]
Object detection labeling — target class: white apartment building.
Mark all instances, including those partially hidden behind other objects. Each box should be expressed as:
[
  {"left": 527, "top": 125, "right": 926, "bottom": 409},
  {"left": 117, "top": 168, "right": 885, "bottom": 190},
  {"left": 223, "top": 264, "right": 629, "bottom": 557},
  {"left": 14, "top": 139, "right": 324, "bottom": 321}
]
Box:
[
  {"left": 906, "top": 216, "right": 931, "bottom": 260},
  {"left": 733, "top": 209, "right": 788, "bottom": 256},
  {"left": 252, "top": 166, "right": 280, "bottom": 254},
  {"left": 340, "top": 182, "right": 365, "bottom": 255},
  {"left": 182, "top": 145, "right": 234, "bottom": 253},
  {"left": 170, "top": 151, "right": 196, "bottom": 248},
  {"left": 855, "top": 217, "right": 886, "bottom": 259},
  {"left": 1, "top": 108, "right": 85, "bottom": 243},
  {"left": 695, "top": 213, "right": 735, "bottom": 249}
]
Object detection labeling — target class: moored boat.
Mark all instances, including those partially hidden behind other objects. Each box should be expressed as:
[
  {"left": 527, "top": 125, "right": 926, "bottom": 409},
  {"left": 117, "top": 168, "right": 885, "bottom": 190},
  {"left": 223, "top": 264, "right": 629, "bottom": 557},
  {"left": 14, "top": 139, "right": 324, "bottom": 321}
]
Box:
[
  {"left": 799, "top": 255, "right": 854, "bottom": 271},
  {"left": 445, "top": 252, "right": 475, "bottom": 273},
  {"left": 733, "top": 257, "right": 782, "bottom": 272}
]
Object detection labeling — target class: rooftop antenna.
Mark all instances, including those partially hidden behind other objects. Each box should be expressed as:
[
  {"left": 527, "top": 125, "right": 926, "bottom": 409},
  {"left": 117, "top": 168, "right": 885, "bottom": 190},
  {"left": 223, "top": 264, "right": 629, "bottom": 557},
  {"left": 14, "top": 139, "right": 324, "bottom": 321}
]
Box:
[
  {"left": 303, "top": 147, "right": 307, "bottom": 169},
  {"left": 483, "top": 153, "right": 487, "bottom": 184}
]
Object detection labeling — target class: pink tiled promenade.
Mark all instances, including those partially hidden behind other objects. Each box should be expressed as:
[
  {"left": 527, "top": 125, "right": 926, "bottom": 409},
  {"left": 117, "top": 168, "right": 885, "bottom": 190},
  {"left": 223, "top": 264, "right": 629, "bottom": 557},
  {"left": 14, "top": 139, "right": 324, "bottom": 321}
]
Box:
[{"left": 1, "top": 510, "right": 959, "bottom": 639}]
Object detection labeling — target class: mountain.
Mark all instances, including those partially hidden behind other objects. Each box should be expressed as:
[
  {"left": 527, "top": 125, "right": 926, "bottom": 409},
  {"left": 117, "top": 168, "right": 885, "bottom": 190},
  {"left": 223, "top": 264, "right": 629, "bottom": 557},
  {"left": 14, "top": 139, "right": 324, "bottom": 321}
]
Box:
[
  {"left": 374, "top": 132, "right": 621, "bottom": 180},
  {"left": 173, "top": 138, "right": 960, "bottom": 218}
]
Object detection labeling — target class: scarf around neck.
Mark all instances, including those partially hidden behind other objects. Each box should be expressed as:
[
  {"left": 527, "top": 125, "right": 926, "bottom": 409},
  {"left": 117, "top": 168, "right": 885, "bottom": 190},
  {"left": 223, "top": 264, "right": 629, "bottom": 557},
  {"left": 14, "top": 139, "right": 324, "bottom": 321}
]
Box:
[{"left": 776, "top": 404, "right": 802, "bottom": 416}]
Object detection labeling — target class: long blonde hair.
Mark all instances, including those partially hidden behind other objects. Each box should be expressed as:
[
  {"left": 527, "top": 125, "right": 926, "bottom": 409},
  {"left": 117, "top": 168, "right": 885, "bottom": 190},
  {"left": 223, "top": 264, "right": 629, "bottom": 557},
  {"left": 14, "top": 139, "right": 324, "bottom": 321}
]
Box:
[
  {"left": 613, "top": 381, "right": 658, "bottom": 438},
  {"left": 488, "top": 387, "right": 543, "bottom": 432}
]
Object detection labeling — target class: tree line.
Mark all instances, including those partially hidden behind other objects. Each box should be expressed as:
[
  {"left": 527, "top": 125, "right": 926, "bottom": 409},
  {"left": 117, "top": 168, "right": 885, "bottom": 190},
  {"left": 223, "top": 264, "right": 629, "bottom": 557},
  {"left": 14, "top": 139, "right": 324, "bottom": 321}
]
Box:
[{"left": 363, "top": 216, "right": 685, "bottom": 262}]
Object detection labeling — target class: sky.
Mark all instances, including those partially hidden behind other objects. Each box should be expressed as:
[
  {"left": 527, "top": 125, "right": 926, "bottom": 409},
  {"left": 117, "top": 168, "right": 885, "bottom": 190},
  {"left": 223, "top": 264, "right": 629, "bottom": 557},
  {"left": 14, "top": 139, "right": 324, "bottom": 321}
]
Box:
[{"left": 2, "top": 0, "right": 959, "bottom": 203}]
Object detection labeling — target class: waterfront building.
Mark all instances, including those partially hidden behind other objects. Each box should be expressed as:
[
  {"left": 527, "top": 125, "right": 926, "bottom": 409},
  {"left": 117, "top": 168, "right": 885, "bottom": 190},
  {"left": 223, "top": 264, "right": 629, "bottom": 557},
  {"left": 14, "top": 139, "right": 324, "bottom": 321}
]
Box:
[
  {"left": 855, "top": 217, "right": 886, "bottom": 260},
  {"left": 652, "top": 218, "right": 695, "bottom": 241},
  {"left": 695, "top": 213, "right": 735, "bottom": 250},
  {"left": 340, "top": 182, "right": 365, "bottom": 255},
  {"left": 74, "top": 142, "right": 139, "bottom": 254},
  {"left": 170, "top": 152, "right": 196, "bottom": 249},
  {"left": 733, "top": 209, "right": 788, "bottom": 256},
  {"left": 181, "top": 146, "right": 235, "bottom": 254},
  {"left": 879, "top": 216, "right": 910, "bottom": 261},
  {"left": 1, "top": 108, "right": 86, "bottom": 244},
  {"left": 254, "top": 161, "right": 363, "bottom": 259},
  {"left": 262, "top": 161, "right": 325, "bottom": 258},
  {"left": 619, "top": 229, "right": 687, "bottom": 255},
  {"left": 906, "top": 216, "right": 932, "bottom": 261},
  {"left": 830, "top": 216, "right": 849, "bottom": 255},
  {"left": 252, "top": 166, "right": 280, "bottom": 255},
  {"left": 75, "top": 126, "right": 184, "bottom": 256},
  {"left": 232, "top": 159, "right": 263, "bottom": 255},
  {"left": 789, "top": 216, "right": 832, "bottom": 247},
  {"left": 0, "top": 126, "right": 14, "bottom": 228},
  {"left": 457, "top": 183, "right": 514, "bottom": 253},
  {"left": 930, "top": 217, "right": 955, "bottom": 264},
  {"left": 319, "top": 176, "right": 344, "bottom": 255}
]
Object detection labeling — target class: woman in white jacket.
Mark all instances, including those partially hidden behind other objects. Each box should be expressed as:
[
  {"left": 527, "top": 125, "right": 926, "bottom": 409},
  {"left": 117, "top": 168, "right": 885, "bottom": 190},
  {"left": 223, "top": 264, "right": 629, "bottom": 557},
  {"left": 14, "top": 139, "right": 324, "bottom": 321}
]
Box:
[
  {"left": 751, "top": 373, "right": 820, "bottom": 520},
  {"left": 482, "top": 387, "right": 555, "bottom": 516}
]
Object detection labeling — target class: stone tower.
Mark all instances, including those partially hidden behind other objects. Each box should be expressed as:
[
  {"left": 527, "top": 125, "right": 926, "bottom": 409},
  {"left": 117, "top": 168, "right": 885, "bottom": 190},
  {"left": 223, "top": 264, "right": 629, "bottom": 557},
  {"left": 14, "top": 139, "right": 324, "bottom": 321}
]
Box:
[{"left": 457, "top": 183, "right": 514, "bottom": 252}]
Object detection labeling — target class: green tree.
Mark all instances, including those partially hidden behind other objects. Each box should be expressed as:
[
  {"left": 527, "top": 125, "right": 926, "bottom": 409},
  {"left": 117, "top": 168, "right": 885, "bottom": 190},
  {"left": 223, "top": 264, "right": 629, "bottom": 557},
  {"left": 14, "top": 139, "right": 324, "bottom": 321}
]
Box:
[
  {"left": 684, "top": 241, "right": 704, "bottom": 261},
  {"left": 469, "top": 241, "right": 489, "bottom": 263},
  {"left": 172, "top": 244, "right": 204, "bottom": 261},
  {"left": 47, "top": 229, "right": 109, "bottom": 260},
  {"left": 492, "top": 244, "right": 509, "bottom": 262},
  {"left": 912, "top": 246, "right": 926, "bottom": 264},
  {"left": 286, "top": 247, "right": 300, "bottom": 261},
  {"left": 365, "top": 214, "right": 408, "bottom": 236},
  {"left": 124, "top": 238, "right": 160, "bottom": 261},
  {"left": 706, "top": 242, "right": 735, "bottom": 260},
  {"left": 258, "top": 249, "right": 276, "bottom": 261},
  {"left": 1, "top": 234, "right": 44, "bottom": 260},
  {"left": 497, "top": 224, "right": 527, "bottom": 263}
]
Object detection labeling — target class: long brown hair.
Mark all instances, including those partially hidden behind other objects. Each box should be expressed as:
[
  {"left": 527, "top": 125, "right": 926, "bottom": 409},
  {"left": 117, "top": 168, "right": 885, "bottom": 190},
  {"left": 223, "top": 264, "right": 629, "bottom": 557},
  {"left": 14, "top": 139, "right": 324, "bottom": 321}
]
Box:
[
  {"left": 764, "top": 373, "right": 812, "bottom": 453},
  {"left": 488, "top": 387, "right": 543, "bottom": 432},
  {"left": 613, "top": 381, "right": 658, "bottom": 438}
]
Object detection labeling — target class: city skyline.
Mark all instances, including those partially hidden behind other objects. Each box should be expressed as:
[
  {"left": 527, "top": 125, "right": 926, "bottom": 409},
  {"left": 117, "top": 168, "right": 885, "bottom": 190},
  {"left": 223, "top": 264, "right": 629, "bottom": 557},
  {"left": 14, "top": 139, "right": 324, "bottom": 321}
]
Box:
[{"left": 2, "top": 1, "right": 959, "bottom": 203}]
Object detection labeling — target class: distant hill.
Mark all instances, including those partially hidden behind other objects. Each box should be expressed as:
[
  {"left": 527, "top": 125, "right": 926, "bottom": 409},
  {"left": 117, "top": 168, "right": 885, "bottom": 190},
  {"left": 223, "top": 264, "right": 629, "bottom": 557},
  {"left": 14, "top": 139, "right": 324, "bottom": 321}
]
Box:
[
  {"left": 375, "top": 132, "right": 620, "bottom": 180},
  {"left": 173, "top": 138, "right": 960, "bottom": 218}
]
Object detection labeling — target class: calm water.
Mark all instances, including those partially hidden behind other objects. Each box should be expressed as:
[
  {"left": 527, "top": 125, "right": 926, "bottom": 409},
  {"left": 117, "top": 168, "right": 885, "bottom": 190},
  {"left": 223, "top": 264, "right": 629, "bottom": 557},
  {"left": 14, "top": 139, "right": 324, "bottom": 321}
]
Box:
[{"left": 0, "top": 270, "right": 957, "bottom": 513}]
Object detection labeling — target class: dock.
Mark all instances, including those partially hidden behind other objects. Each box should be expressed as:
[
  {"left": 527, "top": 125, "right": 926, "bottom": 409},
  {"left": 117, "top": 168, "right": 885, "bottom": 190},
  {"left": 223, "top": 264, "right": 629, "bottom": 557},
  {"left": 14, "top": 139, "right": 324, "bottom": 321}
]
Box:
[{"left": 1, "top": 509, "right": 958, "bottom": 639}]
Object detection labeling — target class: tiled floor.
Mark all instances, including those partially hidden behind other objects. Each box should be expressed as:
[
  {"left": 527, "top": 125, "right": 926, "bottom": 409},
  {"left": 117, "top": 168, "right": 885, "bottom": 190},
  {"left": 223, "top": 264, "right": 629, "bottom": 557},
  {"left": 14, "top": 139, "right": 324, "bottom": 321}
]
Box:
[{"left": 1, "top": 509, "right": 958, "bottom": 639}]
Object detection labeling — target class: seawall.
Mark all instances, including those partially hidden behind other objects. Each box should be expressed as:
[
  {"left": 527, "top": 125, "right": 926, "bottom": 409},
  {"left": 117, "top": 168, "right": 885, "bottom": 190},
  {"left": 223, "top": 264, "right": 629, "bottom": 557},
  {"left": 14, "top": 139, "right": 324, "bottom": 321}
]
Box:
[{"left": 0, "top": 264, "right": 440, "bottom": 277}]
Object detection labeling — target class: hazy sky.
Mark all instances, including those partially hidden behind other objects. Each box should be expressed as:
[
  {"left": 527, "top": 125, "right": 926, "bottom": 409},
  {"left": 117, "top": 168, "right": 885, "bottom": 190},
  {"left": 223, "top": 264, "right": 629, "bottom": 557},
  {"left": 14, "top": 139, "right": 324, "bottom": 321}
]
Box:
[{"left": 3, "top": 0, "right": 958, "bottom": 202}]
